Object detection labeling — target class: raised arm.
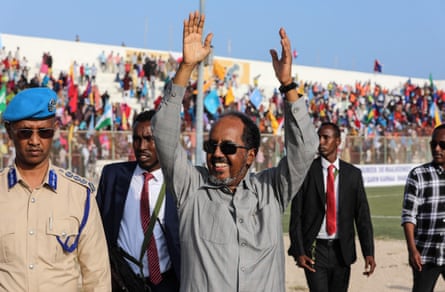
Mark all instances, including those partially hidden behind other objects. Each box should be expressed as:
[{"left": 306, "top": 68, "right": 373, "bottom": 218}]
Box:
[
  {"left": 267, "top": 28, "right": 318, "bottom": 207},
  {"left": 152, "top": 12, "right": 213, "bottom": 203}
]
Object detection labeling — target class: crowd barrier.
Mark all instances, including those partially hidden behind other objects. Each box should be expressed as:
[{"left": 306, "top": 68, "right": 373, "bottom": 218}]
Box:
[{"left": 0, "top": 130, "right": 429, "bottom": 187}]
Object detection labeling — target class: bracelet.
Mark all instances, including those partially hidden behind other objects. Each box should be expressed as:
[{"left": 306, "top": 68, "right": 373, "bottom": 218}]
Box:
[{"left": 279, "top": 82, "right": 297, "bottom": 94}]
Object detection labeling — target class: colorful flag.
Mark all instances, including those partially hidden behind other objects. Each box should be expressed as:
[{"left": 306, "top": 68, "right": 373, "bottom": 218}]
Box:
[
  {"left": 435, "top": 106, "right": 442, "bottom": 127},
  {"left": 0, "top": 84, "right": 6, "bottom": 113},
  {"left": 429, "top": 73, "right": 437, "bottom": 93},
  {"left": 204, "top": 90, "right": 220, "bottom": 115},
  {"left": 213, "top": 61, "right": 226, "bottom": 80},
  {"left": 249, "top": 88, "right": 263, "bottom": 109},
  {"left": 373, "top": 59, "right": 382, "bottom": 73},
  {"left": 429, "top": 101, "right": 442, "bottom": 127},
  {"left": 267, "top": 110, "right": 279, "bottom": 135},
  {"left": 121, "top": 110, "right": 128, "bottom": 130},
  {"left": 95, "top": 101, "right": 113, "bottom": 130},
  {"left": 67, "top": 123, "right": 75, "bottom": 146},
  {"left": 225, "top": 87, "right": 235, "bottom": 106},
  {"left": 374, "top": 60, "right": 382, "bottom": 73},
  {"left": 93, "top": 85, "right": 102, "bottom": 111},
  {"left": 367, "top": 108, "right": 376, "bottom": 123},
  {"left": 83, "top": 80, "right": 92, "bottom": 100}
]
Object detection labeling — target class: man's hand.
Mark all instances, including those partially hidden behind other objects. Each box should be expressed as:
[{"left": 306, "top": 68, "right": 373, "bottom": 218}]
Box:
[
  {"left": 174, "top": 11, "right": 213, "bottom": 87},
  {"left": 269, "top": 28, "right": 299, "bottom": 102},
  {"left": 408, "top": 248, "right": 423, "bottom": 271},
  {"left": 269, "top": 28, "right": 293, "bottom": 86},
  {"left": 403, "top": 223, "right": 422, "bottom": 272},
  {"left": 182, "top": 11, "right": 213, "bottom": 67},
  {"left": 297, "top": 255, "right": 316, "bottom": 273},
  {"left": 363, "top": 256, "right": 376, "bottom": 277}
]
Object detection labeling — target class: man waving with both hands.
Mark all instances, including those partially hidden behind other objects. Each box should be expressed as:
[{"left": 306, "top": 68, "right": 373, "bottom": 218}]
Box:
[{"left": 152, "top": 11, "right": 318, "bottom": 292}]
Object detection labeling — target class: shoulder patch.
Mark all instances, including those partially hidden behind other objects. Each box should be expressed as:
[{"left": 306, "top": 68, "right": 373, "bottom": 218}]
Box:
[{"left": 57, "top": 168, "right": 96, "bottom": 192}]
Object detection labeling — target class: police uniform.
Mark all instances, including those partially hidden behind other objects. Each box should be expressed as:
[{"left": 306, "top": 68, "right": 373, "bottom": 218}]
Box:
[{"left": 0, "top": 88, "right": 111, "bottom": 291}]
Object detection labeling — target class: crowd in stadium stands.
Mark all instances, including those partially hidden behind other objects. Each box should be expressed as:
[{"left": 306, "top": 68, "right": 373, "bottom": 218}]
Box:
[{"left": 1, "top": 45, "right": 445, "bottom": 142}]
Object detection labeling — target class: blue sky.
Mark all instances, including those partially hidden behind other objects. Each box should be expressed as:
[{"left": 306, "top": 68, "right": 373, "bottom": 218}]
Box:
[{"left": 1, "top": 0, "right": 444, "bottom": 79}]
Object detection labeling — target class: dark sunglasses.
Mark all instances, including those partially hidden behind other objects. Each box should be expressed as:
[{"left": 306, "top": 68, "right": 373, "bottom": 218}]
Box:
[
  {"left": 430, "top": 140, "right": 445, "bottom": 150},
  {"left": 203, "top": 140, "right": 249, "bottom": 155},
  {"left": 13, "top": 128, "right": 55, "bottom": 139}
]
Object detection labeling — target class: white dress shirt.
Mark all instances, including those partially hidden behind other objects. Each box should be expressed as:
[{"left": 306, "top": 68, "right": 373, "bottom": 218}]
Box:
[{"left": 117, "top": 166, "right": 171, "bottom": 276}]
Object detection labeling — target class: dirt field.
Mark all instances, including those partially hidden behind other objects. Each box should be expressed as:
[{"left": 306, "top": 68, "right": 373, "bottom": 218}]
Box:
[{"left": 284, "top": 235, "right": 445, "bottom": 292}]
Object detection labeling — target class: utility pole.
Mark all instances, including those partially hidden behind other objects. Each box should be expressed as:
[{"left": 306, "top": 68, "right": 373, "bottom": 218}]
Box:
[{"left": 195, "top": 0, "right": 206, "bottom": 166}]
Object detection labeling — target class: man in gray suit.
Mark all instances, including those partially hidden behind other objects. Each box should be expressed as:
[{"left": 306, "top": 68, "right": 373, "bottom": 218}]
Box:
[{"left": 152, "top": 11, "right": 318, "bottom": 292}]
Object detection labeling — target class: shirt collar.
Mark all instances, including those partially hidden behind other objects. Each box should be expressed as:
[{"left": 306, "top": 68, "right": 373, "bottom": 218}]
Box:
[
  {"left": 134, "top": 164, "right": 163, "bottom": 182},
  {"left": 321, "top": 156, "right": 339, "bottom": 170},
  {"left": 431, "top": 162, "right": 445, "bottom": 175},
  {"left": 8, "top": 161, "right": 58, "bottom": 192}
]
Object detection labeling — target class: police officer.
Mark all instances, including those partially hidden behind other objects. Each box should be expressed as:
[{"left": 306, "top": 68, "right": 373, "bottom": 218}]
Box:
[{"left": 0, "top": 87, "right": 111, "bottom": 291}]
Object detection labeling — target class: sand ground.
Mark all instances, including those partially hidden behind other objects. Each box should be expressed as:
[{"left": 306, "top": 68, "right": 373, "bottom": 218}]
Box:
[{"left": 284, "top": 235, "right": 445, "bottom": 292}]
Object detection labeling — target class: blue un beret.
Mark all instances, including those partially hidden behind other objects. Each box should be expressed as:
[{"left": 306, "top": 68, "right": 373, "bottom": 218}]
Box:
[{"left": 3, "top": 88, "right": 57, "bottom": 122}]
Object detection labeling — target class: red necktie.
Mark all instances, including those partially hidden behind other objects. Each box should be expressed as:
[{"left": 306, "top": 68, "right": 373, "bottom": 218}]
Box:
[
  {"left": 140, "top": 172, "right": 162, "bottom": 285},
  {"left": 326, "top": 164, "right": 336, "bottom": 235}
]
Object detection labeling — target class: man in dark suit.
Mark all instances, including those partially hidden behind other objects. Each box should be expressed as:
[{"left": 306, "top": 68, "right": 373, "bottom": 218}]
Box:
[
  {"left": 96, "top": 110, "right": 180, "bottom": 292},
  {"left": 288, "top": 122, "right": 376, "bottom": 292}
]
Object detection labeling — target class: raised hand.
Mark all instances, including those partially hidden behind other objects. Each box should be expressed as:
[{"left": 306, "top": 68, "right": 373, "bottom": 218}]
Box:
[
  {"left": 182, "top": 11, "right": 213, "bottom": 67},
  {"left": 174, "top": 11, "right": 213, "bottom": 87},
  {"left": 269, "top": 28, "right": 293, "bottom": 86}
]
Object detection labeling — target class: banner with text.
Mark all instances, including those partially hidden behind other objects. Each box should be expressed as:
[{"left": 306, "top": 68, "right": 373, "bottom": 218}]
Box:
[{"left": 355, "top": 164, "right": 416, "bottom": 187}]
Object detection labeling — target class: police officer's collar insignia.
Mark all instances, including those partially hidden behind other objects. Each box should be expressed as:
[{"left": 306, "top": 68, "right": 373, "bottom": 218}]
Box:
[
  {"left": 7, "top": 167, "right": 17, "bottom": 189},
  {"left": 48, "top": 98, "right": 56, "bottom": 113},
  {"left": 47, "top": 169, "right": 58, "bottom": 190}
]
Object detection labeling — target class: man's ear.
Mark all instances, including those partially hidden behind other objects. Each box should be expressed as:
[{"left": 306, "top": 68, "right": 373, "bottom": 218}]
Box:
[{"left": 246, "top": 148, "right": 257, "bottom": 166}]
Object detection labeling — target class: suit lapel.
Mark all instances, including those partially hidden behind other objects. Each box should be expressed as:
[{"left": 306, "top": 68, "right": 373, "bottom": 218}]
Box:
[
  {"left": 113, "top": 162, "right": 136, "bottom": 234},
  {"left": 314, "top": 158, "right": 325, "bottom": 204},
  {"left": 337, "top": 160, "right": 347, "bottom": 213},
  {"left": 115, "top": 163, "right": 135, "bottom": 201}
]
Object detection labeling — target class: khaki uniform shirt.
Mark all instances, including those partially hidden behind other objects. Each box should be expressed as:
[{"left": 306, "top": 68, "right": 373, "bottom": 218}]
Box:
[
  {"left": 153, "top": 84, "right": 318, "bottom": 292},
  {"left": 0, "top": 162, "right": 111, "bottom": 291}
]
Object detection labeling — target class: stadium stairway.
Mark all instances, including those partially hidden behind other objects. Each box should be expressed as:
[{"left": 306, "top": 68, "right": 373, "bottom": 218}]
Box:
[{"left": 93, "top": 71, "right": 166, "bottom": 114}]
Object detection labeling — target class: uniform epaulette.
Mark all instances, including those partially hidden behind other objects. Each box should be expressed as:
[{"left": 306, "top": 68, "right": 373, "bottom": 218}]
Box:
[{"left": 57, "top": 168, "right": 96, "bottom": 192}]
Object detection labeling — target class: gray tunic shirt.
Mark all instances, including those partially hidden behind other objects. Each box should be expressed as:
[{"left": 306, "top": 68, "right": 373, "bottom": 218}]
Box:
[{"left": 152, "top": 83, "right": 318, "bottom": 292}]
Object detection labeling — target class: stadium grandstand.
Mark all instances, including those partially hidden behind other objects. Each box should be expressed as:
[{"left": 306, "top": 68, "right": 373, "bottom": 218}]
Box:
[{"left": 1, "top": 33, "right": 444, "bottom": 186}]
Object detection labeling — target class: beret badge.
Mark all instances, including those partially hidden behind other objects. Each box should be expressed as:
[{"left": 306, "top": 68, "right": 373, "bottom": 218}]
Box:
[{"left": 48, "top": 98, "right": 56, "bottom": 113}]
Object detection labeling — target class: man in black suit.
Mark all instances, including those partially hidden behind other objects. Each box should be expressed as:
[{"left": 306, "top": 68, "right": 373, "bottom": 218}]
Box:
[
  {"left": 288, "top": 122, "right": 376, "bottom": 292},
  {"left": 96, "top": 110, "right": 180, "bottom": 292}
]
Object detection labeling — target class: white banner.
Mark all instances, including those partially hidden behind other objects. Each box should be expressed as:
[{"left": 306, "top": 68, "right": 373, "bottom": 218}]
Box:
[{"left": 355, "top": 164, "right": 416, "bottom": 187}]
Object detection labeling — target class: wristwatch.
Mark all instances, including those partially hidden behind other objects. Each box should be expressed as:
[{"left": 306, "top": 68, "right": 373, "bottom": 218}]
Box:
[{"left": 279, "top": 82, "right": 297, "bottom": 94}]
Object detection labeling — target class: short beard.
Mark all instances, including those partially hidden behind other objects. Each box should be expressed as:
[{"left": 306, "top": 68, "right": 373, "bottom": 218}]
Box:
[
  {"left": 208, "top": 162, "right": 249, "bottom": 188},
  {"left": 209, "top": 175, "right": 235, "bottom": 186}
]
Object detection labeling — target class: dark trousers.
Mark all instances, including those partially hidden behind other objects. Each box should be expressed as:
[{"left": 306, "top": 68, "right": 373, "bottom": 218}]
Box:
[
  {"left": 412, "top": 263, "right": 445, "bottom": 292},
  {"left": 304, "top": 239, "right": 351, "bottom": 292},
  {"left": 146, "top": 269, "right": 179, "bottom": 292}
]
